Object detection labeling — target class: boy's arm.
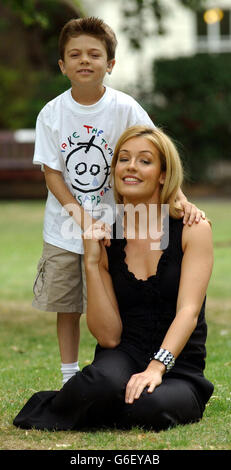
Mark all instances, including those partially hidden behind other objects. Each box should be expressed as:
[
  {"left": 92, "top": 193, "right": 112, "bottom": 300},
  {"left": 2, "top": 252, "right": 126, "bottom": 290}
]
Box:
[
  {"left": 176, "top": 187, "right": 206, "bottom": 226},
  {"left": 44, "top": 165, "right": 93, "bottom": 231}
]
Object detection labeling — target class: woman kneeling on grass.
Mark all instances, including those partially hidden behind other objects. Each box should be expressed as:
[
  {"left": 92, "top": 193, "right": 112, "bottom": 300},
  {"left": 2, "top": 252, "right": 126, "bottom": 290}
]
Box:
[{"left": 13, "top": 126, "right": 214, "bottom": 431}]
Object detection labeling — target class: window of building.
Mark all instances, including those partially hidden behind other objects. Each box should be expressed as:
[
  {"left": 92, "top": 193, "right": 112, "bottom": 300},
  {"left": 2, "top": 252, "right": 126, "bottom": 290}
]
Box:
[{"left": 196, "top": 8, "right": 231, "bottom": 52}]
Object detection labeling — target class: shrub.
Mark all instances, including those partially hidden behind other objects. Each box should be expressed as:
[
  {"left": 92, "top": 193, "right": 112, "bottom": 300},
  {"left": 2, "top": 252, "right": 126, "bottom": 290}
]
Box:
[{"left": 143, "top": 53, "right": 231, "bottom": 182}]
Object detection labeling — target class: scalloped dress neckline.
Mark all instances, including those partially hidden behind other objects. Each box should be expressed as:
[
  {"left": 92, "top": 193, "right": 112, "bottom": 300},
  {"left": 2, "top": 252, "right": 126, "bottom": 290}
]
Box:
[{"left": 120, "top": 237, "right": 167, "bottom": 284}]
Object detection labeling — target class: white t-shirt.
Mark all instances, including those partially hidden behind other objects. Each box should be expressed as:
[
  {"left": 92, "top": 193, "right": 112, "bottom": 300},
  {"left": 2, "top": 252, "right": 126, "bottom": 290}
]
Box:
[{"left": 34, "top": 86, "right": 155, "bottom": 254}]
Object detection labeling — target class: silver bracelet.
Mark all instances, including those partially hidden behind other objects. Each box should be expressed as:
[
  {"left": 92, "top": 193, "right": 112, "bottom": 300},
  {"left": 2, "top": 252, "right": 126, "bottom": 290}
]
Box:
[{"left": 151, "top": 348, "right": 175, "bottom": 373}]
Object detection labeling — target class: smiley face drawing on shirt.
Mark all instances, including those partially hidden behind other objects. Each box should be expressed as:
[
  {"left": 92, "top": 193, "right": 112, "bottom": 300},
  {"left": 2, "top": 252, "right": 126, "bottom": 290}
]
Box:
[{"left": 65, "top": 136, "right": 110, "bottom": 193}]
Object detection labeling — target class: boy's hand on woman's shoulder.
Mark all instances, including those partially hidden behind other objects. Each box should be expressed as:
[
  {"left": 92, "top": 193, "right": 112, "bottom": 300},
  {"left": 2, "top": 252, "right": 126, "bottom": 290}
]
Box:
[{"left": 180, "top": 199, "right": 206, "bottom": 226}]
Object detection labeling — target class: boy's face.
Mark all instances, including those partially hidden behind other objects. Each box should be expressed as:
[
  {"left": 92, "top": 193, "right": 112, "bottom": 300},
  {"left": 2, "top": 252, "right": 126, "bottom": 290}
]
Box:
[{"left": 59, "top": 34, "right": 115, "bottom": 88}]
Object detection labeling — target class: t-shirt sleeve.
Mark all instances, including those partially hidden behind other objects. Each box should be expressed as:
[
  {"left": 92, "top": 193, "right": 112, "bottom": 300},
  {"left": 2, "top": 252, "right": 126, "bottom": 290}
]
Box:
[
  {"left": 128, "top": 99, "right": 155, "bottom": 128},
  {"left": 33, "top": 115, "right": 64, "bottom": 172}
]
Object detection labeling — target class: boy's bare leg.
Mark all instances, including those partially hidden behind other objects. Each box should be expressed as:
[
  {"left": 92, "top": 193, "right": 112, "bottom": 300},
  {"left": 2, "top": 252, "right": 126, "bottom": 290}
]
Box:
[{"left": 57, "top": 312, "right": 81, "bottom": 383}]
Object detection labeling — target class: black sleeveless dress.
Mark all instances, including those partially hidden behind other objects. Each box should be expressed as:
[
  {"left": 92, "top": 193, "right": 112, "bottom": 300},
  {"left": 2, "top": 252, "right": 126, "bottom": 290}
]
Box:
[
  {"left": 13, "top": 217, "right": 214, "bottom": 431},
  {"left": 102, "top": 216, "right": 214, "bottom": 401}
]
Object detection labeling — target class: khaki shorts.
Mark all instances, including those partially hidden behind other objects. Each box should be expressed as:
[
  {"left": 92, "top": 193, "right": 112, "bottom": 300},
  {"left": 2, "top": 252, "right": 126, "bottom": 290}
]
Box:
[{"left": 32, "top": 242, "right": 86, "bottom": 313}]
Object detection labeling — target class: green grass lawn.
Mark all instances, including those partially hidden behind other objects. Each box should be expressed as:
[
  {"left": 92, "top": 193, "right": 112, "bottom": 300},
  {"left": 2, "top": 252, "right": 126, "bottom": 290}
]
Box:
[{"left": 0, "top": 199, "right": 231, "bottom": 450}]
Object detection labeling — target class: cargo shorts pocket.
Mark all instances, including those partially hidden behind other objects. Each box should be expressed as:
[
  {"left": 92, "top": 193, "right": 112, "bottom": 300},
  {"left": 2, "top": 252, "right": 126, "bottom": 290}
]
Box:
[{"left": 33, "top": 258, "right": 46, "bottom": 298}]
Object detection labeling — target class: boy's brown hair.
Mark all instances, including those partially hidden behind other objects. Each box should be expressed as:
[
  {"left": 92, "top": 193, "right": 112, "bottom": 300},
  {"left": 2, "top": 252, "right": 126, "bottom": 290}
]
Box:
[{"left": 59, "top": 17, "right": 118, "bottom": 61}]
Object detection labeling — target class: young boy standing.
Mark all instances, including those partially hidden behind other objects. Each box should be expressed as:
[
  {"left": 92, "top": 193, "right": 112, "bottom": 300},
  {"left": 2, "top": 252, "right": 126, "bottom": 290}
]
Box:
[{"left": 32, "top": 17, "right": 202, "bottom": 386}]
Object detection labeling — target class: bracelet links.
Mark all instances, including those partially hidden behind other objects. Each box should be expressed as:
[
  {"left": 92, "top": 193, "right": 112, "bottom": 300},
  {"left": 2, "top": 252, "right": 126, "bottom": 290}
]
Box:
[{"left": 152, "top": 348, "right": 175, "bottom": 372}]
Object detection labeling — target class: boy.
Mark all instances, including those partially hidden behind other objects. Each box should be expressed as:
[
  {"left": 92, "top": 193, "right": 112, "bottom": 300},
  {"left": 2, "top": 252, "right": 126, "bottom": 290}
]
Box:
[{"left": 32, "top": 17, "right": 202, "bottom": 386}]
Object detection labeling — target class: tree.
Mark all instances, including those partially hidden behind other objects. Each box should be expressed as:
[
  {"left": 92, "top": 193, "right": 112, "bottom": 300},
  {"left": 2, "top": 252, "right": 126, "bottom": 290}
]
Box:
[
  {"left": 0, "top": 0, "right": 85, "bottom": 129},
  {"left": 121, "top": 0, "right": 209, "bottom": 49},
  {"left": 1, "top": 0, "right": 85, "bottom": 27}
]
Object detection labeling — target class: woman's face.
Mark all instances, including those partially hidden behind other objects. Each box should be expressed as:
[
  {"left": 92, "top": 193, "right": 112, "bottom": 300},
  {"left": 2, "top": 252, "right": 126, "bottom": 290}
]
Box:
[{"left": 115, "top": 136, "right": 165, "bottom": 204}]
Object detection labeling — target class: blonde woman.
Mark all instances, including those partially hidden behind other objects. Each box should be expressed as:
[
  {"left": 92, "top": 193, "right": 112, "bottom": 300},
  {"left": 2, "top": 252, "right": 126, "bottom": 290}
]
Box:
[{"left": 14, "top": 126, "right": 213, "bottom": 431}]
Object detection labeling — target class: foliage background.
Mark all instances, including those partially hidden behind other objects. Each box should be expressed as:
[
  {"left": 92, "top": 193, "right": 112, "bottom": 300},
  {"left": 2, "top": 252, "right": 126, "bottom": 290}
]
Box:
[
  {"left": 1, "top": 0, "right": 230, "bottom": 184},
  {"left": 140, "top": 53, "right": 231, "bottom": 182}
]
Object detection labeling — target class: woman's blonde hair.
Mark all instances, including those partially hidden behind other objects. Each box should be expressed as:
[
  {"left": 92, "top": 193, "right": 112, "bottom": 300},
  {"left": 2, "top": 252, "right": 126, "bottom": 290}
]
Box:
[{"left": 110, "top": 125, "right": 184, "bottom": 219}]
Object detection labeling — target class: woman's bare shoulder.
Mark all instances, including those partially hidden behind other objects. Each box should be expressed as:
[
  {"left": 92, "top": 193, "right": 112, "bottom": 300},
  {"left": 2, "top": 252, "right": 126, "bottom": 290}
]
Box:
[{"left": 182, "top": 218, "right": 212, "bottom": 251}]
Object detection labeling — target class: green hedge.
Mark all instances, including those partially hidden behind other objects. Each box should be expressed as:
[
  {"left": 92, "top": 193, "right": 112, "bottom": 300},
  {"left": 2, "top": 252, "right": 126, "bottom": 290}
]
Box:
[
  {"left": 1, "top": 52, "right": 231, "bottom": 185},
  {"left": 144, "top": 53, "right": 231, "bottom": 182},
  {"left": 0, "top": 66, "right": 68, "bottom": 129}
]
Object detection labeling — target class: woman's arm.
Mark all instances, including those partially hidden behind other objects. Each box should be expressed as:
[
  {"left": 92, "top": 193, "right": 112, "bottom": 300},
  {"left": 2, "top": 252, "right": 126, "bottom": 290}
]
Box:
[
  {"left": 125, "top": 219, "right": 213, "bottom": 404},
  {"left": 159, "top": 218, "right": 213, "bottom": 357},
  {"left": 83, "top": 225, "right": 122, "bottom": 348}
]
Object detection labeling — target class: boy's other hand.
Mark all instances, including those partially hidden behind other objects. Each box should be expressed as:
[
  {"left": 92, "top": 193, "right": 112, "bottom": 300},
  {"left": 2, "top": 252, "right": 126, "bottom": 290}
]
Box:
[{"left": 180, "top": 200, "right": 206, "bottom": 226}]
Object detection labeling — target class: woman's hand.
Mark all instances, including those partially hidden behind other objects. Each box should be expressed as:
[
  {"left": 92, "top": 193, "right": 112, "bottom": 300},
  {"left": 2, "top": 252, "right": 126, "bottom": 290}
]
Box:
[
  {"left": 83, "top": 221, "right": 111, "bottom": 266},
  {"left": 125, "top": 361, "right": 165, "bottom": 404}
]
